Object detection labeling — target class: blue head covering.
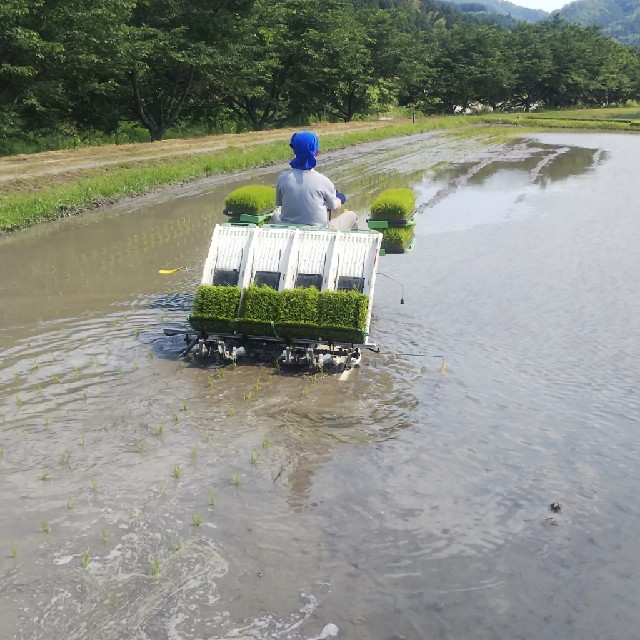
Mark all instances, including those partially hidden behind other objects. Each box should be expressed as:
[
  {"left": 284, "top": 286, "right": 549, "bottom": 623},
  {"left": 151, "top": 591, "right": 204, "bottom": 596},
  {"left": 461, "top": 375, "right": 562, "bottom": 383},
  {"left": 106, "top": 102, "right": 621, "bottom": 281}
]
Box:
[{"left": 289, "top": 131, "right": 318, "bottom": 170}]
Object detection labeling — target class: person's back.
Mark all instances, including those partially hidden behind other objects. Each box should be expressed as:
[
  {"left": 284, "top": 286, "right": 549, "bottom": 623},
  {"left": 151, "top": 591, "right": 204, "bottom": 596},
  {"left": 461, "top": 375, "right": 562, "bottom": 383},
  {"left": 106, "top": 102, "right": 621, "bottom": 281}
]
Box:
[
  {"left": 276, "top": 168, "right": 338, "bottom": 227},
  {"left": 272, "top": 131, "right": 357, "bottom": 231}
]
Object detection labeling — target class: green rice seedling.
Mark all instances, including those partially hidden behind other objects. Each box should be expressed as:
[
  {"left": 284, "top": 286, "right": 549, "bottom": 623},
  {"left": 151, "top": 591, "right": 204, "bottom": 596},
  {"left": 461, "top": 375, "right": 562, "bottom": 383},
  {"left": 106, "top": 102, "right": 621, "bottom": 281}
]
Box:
[
  {"left": 250, "top": 451, "right": 260, "bottom": 466},
  {"left": 130, "top": 509, "right": 137, "bottom": 521},
  {"left": 53, "top": 374, "right": 61, "bottom": 383},
  {"left": 262, "top": 438, "right": 270, "bottom": 450},
  {"left": 224, "top": 185, "right": 276, "bottom": 216},
  {"left": 154, "top": 423, "right": 165, "bottom": 438},
  {"left": 172, "top": 412, "right": 179, "bottom": 422},
  {"left": 37, "top": 384, "right": 43, "bottom": 395},
  {"left": 192, "top": 513, "right": 202, "bottom": 527},
  {"left": 147, "top": 350, "right": 154, "bottom": 360},
  {"left": 11, "top": 542, "right": 19, "bottom": 558},
  {"left": 380, "top": 226, "right": 414, "bottom": 252},
  {"left": 179, "top": 361, "right": 187, "bottom": 370},
  {"left": 254, "top": 381, "right": 262, "bottom": 391},
  {"left": 15, "top": 395, "right": 23, "bottom": 408},
  {"left": 151, "top": 557, "right": 161, "bottom": 577},
  {"left": 67, "top": 497, "right": 75, "bottom": 510},
  {"left": 173, "top": 537, "right": 182, "bottom": 551},
  {"left": 190, "top": 445, "right": 198, "bottom": 459},
  {"left": 102, "top": 529, "right": 108, "bottom": 545},
  {"left": 41, "top": 520, "right": 50, "bottom": 534},
  {"left": 79, "top": 433, "right": 85, "bottom": 448},
  {"left": 229, "top": 405, "right": 235, "bottom": 417},
  {"left": 370, "top": 188, "right": 416, "bottom": 220},
  {"left": 216, "top": 368, "right": 225, "bottom": 379},
  {"left": 209, "top": 488, "right": 215, "bottom": 506},
  {"left": 301, "top": 386, "right": 310, "bottom": 398},
  {"left": 207, "top": 374, "right": 215, "bottom": 387},
  {"left": 82, "top": 548, "right": 90, "bottom": 568},
  {"left": 182, "top": 399, "right": 188, "bottom": 412},
  {"left": 32, "top": 359, "right": 39, "bottom": 370},
  {"left": 41, "top": 470, "right": 51, "bottom": 482},
  {"left": 23, "top": 430, "right": 29, "bottom": 442},
  {"left": 43, "top": 416, "right": 50, "bottom": 427},
  {"left": 173, "top": 464, "right": 181, "bottom": 480},
  {"left": 82, "top": 391, "right": 88, "bottom": 403},
  {"left": 74, "top": 367, "right": 80, "bottom": 378},
  {"left": 118, "top": 367, "right": 124, "bottom": 378},
  {"left": 60, "top": 449, "right": 71, "bottom": 466},
  {"left": 158, "top": 483, "right": 166, "bottom": 496},
  {"left": 189, "top": 285, "right": 241, "bottom": 334},
  {"left": 14, "top": 372, "right": 20, "bottom": 381},
  {"left": 134, "top": 328, "right": 140, "bottom": 338},
  {"left": 91, "top": 478, "right": 99, "bottom": 492},
  {"left": 138, "top": 439, "right": 145, "bottom": 454},
  {"left": 103, "top": 423, "right": 110, "bottom": 431},
  {"left": 310, "top": 374, "right": 318, "bottom": 384},
  {"left": 232, "top": 471, "right": 240, "bottom": 487}
]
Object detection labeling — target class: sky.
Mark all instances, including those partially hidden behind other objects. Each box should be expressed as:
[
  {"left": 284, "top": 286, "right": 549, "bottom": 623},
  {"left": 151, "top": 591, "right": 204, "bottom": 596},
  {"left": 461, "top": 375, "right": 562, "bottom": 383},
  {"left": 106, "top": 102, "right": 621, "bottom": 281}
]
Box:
[{"left": 511, "top": 0, "right": 570, "bottom": 11}]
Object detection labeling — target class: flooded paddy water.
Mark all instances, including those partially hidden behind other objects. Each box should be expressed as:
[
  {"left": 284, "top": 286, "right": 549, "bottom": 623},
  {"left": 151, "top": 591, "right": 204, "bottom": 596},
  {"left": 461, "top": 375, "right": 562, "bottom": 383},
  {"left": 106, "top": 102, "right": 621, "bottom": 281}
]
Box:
[{"left": 1, "top": 130, "right": 640, "bottom": 639}]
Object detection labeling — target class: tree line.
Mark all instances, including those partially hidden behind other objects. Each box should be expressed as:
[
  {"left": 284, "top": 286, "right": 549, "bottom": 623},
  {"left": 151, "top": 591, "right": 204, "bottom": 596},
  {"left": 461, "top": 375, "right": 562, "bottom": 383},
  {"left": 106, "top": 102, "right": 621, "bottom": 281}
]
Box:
[{"left": 2, "top": 0, "right": 640, "bottom": 144}]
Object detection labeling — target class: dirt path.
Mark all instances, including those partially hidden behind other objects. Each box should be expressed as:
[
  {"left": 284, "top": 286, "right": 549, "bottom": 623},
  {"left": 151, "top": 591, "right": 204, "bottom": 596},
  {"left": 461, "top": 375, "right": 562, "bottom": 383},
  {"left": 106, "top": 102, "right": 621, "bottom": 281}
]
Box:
[{"left": 0, "top": 121, "right": 404, "bottom": 183}]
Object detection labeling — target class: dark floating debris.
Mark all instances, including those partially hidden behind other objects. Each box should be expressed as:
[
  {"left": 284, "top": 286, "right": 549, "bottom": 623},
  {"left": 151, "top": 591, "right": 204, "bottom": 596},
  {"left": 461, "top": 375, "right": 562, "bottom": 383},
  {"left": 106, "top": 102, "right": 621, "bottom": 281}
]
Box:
[{"left": 550, "top": 501, "right": 562, "bottom": 513}]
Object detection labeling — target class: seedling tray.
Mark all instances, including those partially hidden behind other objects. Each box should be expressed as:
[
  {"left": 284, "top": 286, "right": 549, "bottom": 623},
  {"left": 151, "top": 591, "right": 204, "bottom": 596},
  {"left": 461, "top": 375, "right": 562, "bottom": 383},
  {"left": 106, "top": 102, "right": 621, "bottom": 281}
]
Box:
[
  {"left": 367, "top": 211, "right": 417, "bottom": 229},
  {"left": 379, "top": 234, "right": 416, "bottom": 256}
]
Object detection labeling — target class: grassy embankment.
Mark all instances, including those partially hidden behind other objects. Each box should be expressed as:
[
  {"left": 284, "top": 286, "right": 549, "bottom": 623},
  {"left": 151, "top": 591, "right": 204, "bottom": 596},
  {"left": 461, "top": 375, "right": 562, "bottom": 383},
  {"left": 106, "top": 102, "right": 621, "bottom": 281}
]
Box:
[{"left": 2, "top": 108, "right": 639, "bottom": 234}]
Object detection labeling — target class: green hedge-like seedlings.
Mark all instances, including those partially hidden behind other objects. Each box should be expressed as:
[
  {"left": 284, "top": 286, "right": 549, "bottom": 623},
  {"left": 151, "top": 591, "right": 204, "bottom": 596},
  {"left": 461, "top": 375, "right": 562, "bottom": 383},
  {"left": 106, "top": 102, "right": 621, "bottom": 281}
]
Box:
[
  {"left": 279, "top": 287, "right": 319, "bottom": 325},
  {"left": 224, "top": 185, "right": 276, "bottom": 215},
  {"left": 370, "top": 188, "right": 416, "bottom": 220},
  {"left": 189, "top": 285, "right": 241, "bottom": 331},
  {"left": 318, "top": 290, "right": 368, "bottom": 329},
  {"left": 240, "top": 284, "right": 282, "bottom": 321},
  {"left": 189, "top": 283, "right": 369, "bottom": 341},
  {"left": 191, "top": 285, "right": 241, "bottom": 317},
  {"left": 381, "top": 226, "right": 414, "bottom": 251}
]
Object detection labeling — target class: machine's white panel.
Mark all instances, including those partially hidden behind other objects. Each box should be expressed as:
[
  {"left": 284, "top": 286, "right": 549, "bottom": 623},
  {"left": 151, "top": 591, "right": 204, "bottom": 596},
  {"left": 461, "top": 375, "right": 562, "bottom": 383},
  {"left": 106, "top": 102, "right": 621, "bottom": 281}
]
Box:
[{"left": 201, "top": 224, "right": 382, "bottom": 337}]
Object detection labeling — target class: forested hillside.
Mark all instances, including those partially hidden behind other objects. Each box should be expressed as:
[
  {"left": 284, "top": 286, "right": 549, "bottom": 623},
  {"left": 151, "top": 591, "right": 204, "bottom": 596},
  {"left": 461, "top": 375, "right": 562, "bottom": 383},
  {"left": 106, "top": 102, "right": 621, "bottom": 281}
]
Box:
[
  {"left": 443, "top": 0, "right": 548, "bottom": 23},
  {"left": 558, "top": 0, "right": 640, "bottom": 45},
  {"left": 2, "top": 0, "right": 639, "bottom": 152}
]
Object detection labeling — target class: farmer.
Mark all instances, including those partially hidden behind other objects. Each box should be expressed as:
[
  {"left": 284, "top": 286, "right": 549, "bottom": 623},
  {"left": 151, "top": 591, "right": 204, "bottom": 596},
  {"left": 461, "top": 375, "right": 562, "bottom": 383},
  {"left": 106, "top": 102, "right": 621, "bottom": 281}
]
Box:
[{"left": 272, "top": 131, "right": 358, "bottom": 231}]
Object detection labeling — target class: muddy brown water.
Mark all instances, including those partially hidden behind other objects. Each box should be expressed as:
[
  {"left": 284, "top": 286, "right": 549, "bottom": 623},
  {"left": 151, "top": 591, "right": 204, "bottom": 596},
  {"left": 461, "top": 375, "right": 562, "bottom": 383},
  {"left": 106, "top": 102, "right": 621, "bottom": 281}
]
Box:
[{"left": 1, "top": 130, "right": 640, "bottom": 639}]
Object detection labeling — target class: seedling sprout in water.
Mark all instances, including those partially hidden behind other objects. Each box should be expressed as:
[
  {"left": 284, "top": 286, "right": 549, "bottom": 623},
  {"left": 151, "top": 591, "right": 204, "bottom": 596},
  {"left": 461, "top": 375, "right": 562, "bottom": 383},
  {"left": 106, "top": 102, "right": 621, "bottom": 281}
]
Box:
[
  {"left": 67, "top": 498, "right": 75, "bottom": 510},
  {"left": 102, "top": 530, "right": 108, "bottom": 545},
  {"left": 155, "top": 423, "right": 165, "bottom": 437},
  {"left": 232, "top": 471, "right": 240, "bottom": 487},
  {"left": 151, "top": 557, "right": 161, "bottom": 577},
  {"left": 11, "top": 542, "right": 19, "bottom": 558},
  {"left": 41, "top": 470, "right": 51, "bottom": 482},
  {"left": 209, "top": 488, "right": 215, "bottom": 506},
  {"left": 182, "top": 400, "right": 188, "bottom": 412},
  {"left": 191, "top": 446, "right": 198, "bottom": 459},
  {"left": 250, "top": 451, "right": 260, "bottom": 466},
  {"left": 79, "top": 433, "right": 85, "bottom": 448},
  {"left": 262, "top": 438, "right": 270, "bottom": 450},
  {"left": 192, "top": 513, "right": 202, "bottom": 527},
  {"left": 41, "top": 520, "right": 50, "bottom": 534},
  {"left": 173, "top": 464, "right": 181, "bottom": 479},
  {"left": 82, "top": 549, "right": 89, "bottom": 568},
  {"left": 91, "top": 479, "right": 99, "bottom": 492}
]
